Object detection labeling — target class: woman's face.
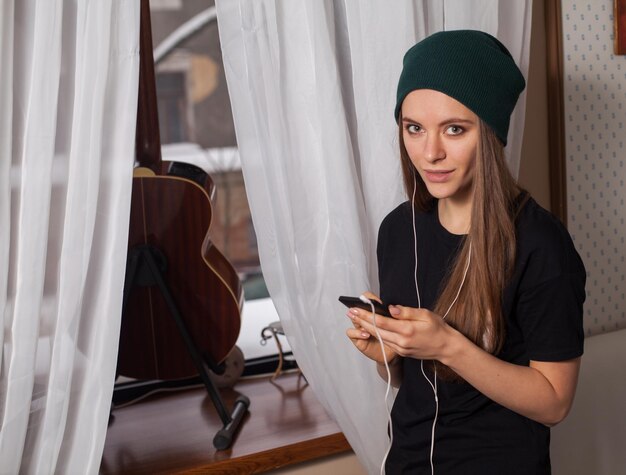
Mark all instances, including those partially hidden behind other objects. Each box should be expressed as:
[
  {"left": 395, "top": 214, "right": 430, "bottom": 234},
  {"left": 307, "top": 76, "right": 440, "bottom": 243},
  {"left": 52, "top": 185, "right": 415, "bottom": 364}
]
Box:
[{"left": 401, "top": 89, "right": 479, "bottom": 207}]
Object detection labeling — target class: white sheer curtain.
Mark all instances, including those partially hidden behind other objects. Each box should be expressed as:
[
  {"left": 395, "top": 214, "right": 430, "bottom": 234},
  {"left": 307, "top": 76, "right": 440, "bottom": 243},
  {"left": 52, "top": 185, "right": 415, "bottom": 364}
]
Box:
[
  {"left": 216, "top": 1, "right": 532, "bottom": 472},
  {"left": 0, "top": 1, "right": 139, "bottom": 473}
]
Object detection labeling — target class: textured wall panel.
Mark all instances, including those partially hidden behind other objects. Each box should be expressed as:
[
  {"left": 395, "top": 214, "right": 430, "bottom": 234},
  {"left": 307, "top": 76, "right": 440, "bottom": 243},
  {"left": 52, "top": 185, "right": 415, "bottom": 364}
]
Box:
[{"left": 562, "top": 0, "right": 626, "bottom": 335}]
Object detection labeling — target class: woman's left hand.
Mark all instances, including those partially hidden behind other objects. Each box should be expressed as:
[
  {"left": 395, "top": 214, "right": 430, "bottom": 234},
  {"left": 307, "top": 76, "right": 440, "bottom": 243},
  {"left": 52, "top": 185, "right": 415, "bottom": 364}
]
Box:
[{"left": 348, "top": 305, "right": 455, "bottom": 361}]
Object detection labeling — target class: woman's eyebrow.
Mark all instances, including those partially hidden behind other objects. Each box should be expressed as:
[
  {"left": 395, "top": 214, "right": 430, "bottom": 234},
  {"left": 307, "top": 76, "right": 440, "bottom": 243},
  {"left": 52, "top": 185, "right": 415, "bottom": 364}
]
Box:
[
  {"left": 439, "top": 118, "right": 475, "bottom": 125},
  {"left": 401, "top": 117, "right": 476, "bottom": 125}
]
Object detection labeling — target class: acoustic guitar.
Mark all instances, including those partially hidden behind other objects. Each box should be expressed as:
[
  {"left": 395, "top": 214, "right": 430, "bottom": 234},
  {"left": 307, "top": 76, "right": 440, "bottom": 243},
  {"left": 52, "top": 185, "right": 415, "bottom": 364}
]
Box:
[{"left": 116, "top": 0, "right": 244, "bottom": 382}]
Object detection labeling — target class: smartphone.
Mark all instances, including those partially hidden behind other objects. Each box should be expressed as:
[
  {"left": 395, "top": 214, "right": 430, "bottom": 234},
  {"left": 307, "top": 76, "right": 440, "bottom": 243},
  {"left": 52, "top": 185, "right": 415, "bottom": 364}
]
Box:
[{"left": 338, "top": 295, "right": 392, "bottom": 317}]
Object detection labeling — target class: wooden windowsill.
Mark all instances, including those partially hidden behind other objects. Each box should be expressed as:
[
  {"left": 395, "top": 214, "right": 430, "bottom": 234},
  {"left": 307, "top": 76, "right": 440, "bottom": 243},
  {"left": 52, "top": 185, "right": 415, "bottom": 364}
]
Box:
[{"left": 100, "top": 371, "right": 352, "bottom": 474}]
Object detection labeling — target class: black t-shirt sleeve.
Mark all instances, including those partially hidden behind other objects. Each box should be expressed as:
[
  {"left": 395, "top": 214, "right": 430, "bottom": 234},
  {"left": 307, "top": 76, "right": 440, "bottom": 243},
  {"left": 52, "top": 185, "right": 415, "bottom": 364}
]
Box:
[
  {"left": 514, "top": 207, "right": 587, "bottom": 362},
  {"left": 376, "top": 203, "right": 406, "bottom": 306},
  {"left": 376, "top": 211, "right": 389, "bottom": 301},
  {"left": 517, "top": 272, "right": 586, "bottom": 361}
]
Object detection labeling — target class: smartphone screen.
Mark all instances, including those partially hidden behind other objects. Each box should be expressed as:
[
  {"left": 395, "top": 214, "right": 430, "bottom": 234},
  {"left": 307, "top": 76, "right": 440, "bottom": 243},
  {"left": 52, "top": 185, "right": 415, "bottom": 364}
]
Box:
[{"left": 338, "top": 295, "right": 392, "bottom": 317}]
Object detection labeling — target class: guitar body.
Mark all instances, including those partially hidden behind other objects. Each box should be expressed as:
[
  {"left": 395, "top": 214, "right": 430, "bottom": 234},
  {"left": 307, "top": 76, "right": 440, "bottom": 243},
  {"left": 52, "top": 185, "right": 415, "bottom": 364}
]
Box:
[{"left": 118, "top": 165, "right": 243, "bottom": 381}]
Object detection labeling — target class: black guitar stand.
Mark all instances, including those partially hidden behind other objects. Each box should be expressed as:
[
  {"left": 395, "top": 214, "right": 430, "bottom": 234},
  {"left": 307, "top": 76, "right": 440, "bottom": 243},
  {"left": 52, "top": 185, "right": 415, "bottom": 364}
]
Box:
[{"left": 114, "top": 244, "right": 249, "bottom": 450}]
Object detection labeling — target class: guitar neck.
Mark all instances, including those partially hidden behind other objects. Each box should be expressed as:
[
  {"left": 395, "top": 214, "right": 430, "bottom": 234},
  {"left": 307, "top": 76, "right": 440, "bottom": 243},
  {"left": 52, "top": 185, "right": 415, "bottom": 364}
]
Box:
[{"left": 135, "top": 0, "right": 162, "bottom": 172}]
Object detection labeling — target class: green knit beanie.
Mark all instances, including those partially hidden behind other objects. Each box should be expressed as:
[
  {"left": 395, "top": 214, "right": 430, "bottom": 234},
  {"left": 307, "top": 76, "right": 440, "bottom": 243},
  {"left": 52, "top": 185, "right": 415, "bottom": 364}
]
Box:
[{"left": 394, "top": 30, "right": 526, "bottom": 145}]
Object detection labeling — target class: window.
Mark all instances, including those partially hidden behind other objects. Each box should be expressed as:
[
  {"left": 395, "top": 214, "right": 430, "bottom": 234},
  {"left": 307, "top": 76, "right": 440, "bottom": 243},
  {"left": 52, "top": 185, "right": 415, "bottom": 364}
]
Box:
[
  {"left": 157, "top": 71, "right": 191, "bottom": 144},
  {"left": 150, "top": 4, "right": 270, "bottom": 307}
]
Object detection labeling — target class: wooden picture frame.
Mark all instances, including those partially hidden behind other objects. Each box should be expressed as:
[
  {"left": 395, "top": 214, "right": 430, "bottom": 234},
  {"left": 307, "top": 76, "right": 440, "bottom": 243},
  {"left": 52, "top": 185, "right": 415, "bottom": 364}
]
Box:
[
  {"left": 544, "top": 0, "right": 567, "bottom": 224},
  {"left": 616, "top": 0, "right": 626, "bottom": 54}
]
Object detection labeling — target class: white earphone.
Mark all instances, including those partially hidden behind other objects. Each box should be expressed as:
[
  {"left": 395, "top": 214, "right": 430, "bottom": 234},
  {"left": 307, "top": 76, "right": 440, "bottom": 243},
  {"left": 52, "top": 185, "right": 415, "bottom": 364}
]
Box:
[
  {"left": 374, "top": 176, "right": 471, "bottom": 475},
  {"left": 410, "top": 179, "right": 472, "bottom": 475},
  {"left": 360, "top": 294, "right": 395, "bottom": 475}
]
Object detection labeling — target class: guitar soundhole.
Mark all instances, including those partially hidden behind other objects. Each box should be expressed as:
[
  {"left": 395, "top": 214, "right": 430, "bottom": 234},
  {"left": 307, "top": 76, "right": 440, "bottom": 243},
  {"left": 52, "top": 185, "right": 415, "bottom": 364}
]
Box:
[{"left": 167, "top": 162, "right": 207, "bottom": 187}]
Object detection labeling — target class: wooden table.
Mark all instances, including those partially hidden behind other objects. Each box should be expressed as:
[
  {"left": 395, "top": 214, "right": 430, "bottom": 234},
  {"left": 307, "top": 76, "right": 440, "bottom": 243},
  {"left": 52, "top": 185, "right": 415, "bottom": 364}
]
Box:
[{"left": 100, "top": 371, "right": 352, "bottom": 474}]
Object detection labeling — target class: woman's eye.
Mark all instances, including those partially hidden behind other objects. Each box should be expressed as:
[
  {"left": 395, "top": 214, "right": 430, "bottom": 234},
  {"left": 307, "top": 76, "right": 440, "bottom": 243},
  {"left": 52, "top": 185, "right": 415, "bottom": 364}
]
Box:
[
  {"left": 446, "top": 125, "right": 464, "bottom": 136},
  {"left": 406, "top": 124, "right": 421, "bottom": 134}
]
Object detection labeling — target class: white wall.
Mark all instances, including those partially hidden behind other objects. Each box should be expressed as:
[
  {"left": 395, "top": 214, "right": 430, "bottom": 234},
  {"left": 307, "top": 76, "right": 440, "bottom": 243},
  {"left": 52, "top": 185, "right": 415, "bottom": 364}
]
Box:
[{"left": 562, "top": 0, "right": 626, "bottom": 336}]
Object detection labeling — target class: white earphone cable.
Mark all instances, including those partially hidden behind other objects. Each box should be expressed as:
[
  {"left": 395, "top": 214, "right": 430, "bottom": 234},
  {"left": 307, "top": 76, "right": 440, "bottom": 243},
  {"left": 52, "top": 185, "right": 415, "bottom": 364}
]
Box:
[
  {"left": 411, "top": 184, "right": 421, "bottom": 308},
  {"left": 379, "top": 177, "right": 472, "bottom": 475},
  {"left": 411, "top": 175, "right": 472, "bottom": 474},
  {"left": 360, "top": 296, "right": 394, "bottom": 475},
  {"left": 419, "top": 243, "right": 471, "bottom": 474}
]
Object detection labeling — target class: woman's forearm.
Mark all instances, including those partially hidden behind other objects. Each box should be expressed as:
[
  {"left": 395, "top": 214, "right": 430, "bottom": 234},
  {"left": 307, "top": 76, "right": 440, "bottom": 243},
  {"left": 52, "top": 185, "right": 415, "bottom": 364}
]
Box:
[{"left": 440, "top": 327, "right": 580, "bottom": 426}]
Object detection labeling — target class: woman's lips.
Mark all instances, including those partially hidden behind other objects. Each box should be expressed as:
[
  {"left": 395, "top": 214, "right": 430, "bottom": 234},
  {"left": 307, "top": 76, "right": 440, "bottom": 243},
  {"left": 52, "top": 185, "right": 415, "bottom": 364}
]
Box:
[{"left": 423, "top": 170, "right": 454, "bottom": 183}]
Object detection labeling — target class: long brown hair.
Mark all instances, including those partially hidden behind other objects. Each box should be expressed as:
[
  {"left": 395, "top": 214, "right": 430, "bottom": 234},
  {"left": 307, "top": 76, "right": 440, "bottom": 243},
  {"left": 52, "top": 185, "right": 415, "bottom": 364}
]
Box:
[{"left": 398, "top": 117, "right": 526, "bottom": 380}]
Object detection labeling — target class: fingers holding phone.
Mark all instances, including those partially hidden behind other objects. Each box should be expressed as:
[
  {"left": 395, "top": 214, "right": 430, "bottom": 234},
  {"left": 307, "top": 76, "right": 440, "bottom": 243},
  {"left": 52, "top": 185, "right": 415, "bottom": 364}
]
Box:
[
  {"left": 342, "top": 292, "right": 397, "bottom": 364},
  {"left": 338, "top": 294, "right": 391, "bottom": 317}
]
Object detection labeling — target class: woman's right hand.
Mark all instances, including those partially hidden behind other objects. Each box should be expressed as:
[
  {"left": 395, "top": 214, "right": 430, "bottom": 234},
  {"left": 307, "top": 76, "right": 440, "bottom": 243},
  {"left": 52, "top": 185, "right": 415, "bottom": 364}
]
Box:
[{"left": 345, "top": 291, "right": 398, "bottom": 365}]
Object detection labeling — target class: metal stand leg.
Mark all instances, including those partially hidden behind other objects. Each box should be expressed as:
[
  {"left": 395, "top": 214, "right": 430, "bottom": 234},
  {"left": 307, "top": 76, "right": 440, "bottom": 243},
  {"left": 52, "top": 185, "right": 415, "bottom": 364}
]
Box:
[{"left": 117, "top": 244, "right": 250, "bottom": 450}]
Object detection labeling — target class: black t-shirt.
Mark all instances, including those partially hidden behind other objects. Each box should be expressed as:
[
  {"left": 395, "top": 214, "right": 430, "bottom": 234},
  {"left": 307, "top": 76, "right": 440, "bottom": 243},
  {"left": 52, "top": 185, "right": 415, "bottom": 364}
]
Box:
[{"left": 377, "top": 197, "right": 586, "bottom": 474}]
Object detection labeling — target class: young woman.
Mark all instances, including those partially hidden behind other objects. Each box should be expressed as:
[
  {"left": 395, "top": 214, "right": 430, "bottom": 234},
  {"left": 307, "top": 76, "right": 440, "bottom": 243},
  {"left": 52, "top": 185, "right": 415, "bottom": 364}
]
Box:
[{"left": 346, "top": 30, "right": 586, "bottom": 474}]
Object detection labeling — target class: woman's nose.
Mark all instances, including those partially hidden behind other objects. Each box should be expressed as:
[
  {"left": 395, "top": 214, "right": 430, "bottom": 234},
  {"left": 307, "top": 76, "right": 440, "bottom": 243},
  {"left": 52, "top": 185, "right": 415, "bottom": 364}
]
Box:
[{"left": 423, "top": 133, "right": 445, "bottom": 162}]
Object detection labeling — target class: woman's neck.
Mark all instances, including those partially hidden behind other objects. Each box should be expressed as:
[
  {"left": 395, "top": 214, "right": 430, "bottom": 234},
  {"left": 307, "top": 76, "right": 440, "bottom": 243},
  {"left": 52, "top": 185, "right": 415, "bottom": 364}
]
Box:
[{"left": 438, "top": 197, "right": 472, "bottom": 235}]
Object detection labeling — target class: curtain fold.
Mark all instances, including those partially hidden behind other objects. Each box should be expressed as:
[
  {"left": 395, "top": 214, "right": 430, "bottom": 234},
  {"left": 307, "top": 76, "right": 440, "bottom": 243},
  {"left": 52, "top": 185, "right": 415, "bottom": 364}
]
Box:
[
  {"left": 0, "top": 1, "right": 140, "bottom": 473},
  {"left": 216, "top": 1, "right": 532, "bottom": 472},
  {"left": 0, "top": 0, "right": 14, "bottom": 376}
]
